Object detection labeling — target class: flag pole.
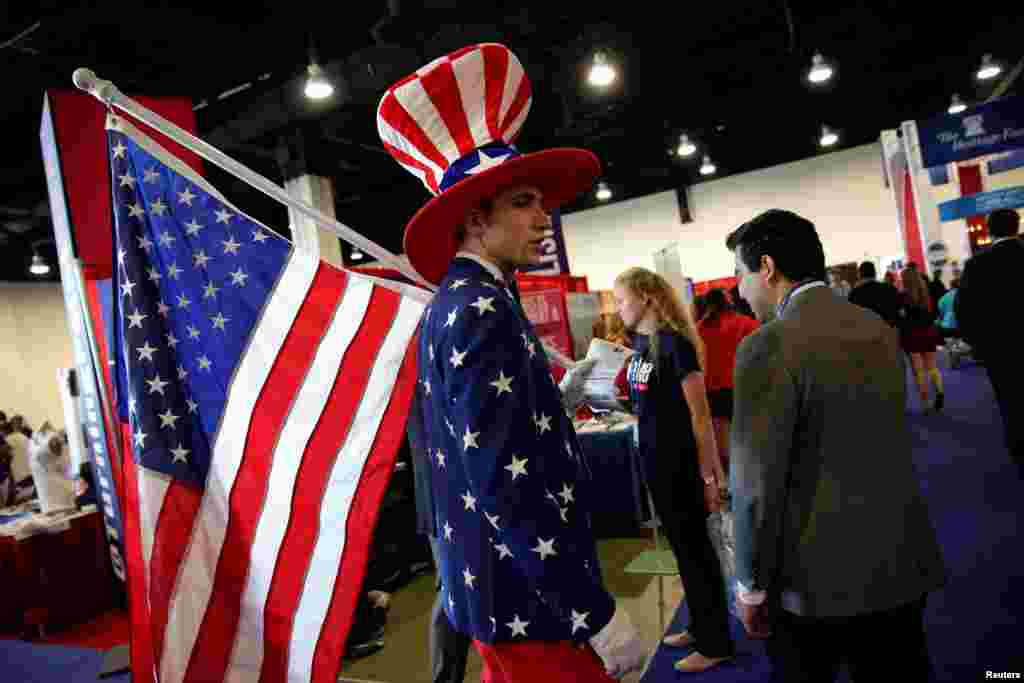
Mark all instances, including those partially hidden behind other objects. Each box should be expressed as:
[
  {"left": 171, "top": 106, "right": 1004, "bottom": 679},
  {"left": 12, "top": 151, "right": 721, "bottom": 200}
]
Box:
[{"left": 71, "top": 68, "right": 436, "bottom": 293}]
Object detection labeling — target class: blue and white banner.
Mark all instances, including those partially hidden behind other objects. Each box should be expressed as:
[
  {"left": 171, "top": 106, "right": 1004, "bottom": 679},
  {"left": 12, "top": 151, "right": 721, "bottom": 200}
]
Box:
[
  {"left": 938, "top": 186, "right": 1024, "bottom": 222},
  {"left": 40, "top": 97, "right": 126, "bottom": 581},
  {"left": 989, "top": 149, "right": 1024, "bottom": 175},
  {"left": 917, "top": 95, "right": 1024, "bottom": 169}
]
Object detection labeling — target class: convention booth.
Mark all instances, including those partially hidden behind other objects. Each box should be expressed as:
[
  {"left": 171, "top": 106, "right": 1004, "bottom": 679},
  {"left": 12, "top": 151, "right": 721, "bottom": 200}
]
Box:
[{"left": 884, "top": 94, "right": 1024, "bottom": 280}]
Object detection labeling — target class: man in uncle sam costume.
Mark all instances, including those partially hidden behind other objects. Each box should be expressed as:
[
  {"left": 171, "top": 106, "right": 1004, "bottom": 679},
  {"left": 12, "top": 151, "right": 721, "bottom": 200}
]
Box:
[{"left": 378, "top": 44, "right": 647, "bottom": 680}]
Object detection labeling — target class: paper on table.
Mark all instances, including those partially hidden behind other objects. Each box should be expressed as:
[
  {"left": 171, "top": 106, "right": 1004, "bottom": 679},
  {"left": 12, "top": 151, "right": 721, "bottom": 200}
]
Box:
[{"left": 580, "top": 338, "right": 635, "bottom": 411}]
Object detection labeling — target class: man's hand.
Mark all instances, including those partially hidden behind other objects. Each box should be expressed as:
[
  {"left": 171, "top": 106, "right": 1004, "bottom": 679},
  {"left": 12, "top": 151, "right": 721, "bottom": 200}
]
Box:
[
  {"left": 735, "top": 599, "right": 772, "bottom": 639},
  {"left": 589, "top": 604, "right": 647, "bottom": 678}
]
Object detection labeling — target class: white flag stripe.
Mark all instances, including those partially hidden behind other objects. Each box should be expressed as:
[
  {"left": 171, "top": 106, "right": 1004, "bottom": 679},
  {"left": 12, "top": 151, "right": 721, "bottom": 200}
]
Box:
[
  {"left": 497, "top": 57, "right": 525, "bottom": 130},
  {"left": 138, "top": 468, "right": 171, "bottom": 606},
  {"left": 225, "top": 277, "right": 375, "bottom": 682},
  {"left": 287, "top": 294, "right": 425, "bottom": 682},
  {"left": 392, "top": 77, "right": 460, "bottom": 163},
  {"left": 160, "top": 248, "right": 319, "bottom": 683},
  {"left": 452, "top": 49, "right": 490, "bottom": 149}
]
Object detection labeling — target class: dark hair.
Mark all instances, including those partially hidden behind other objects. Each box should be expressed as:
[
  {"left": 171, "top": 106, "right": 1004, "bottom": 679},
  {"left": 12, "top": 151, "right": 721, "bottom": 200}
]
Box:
[
  {"left": 456, "top": 197, "right": 496, "bottom": 246},
  {"left": 988, "top": 209, "right": 1020, "bottom": 239},
  {"left": 858, "top": 261, "right": 877, "bottom": 280},
  {"left": 702, "top": 288, "right": 730, "bottom": 322},
  {"left": 726, "top": 209, "right": 826, "bottom": 282},
  {"left": 692, "top": 295, "right": 707, "bottom": 322}
]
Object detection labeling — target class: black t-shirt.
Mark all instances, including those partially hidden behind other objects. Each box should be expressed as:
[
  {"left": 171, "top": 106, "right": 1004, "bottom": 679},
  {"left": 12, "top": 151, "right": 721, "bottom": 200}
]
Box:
[{"left": 626, "top": 331, "right": 701, "bottom": 475}]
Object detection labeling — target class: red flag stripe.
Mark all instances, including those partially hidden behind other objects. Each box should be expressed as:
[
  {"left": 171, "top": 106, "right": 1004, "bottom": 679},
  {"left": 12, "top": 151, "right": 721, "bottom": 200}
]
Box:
[
  {"left": 148, "top": 479, "right": 202, "bottom": 673},
  {"left": 310, "top": 332, "right": 420, "bottom": 683},
  {"left": 286, "top": 293, "right": 423, "bottom": 681},
  {"left": 258, "top": 285, "right": 401, "bottom": 683},
  {"left": 182, "top": 264, "right": 347, "bottom": 683},
  {"left": 419, "top": 60, "right": 476, "bottom": 158}
]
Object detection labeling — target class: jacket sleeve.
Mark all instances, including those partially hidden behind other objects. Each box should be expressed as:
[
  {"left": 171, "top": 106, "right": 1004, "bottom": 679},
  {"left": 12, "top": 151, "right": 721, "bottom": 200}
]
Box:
[
  {"left": 440, "top": 292, "right": 615, "bottom": 636},
  {"left": 730, "top": 328, "right": 797, "bottom": 593},
  {"left": 954, "top": 260, "right": 977, "bottom": 346}
]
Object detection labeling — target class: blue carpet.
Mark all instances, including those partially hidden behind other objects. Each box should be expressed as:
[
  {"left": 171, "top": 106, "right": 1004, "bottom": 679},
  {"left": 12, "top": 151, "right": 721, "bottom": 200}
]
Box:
[
  {"left": 643, "top": 355, "right": 1024, "bottom": 682},
  {"left": 0, "top": 640, "right": 131, "bottom": 682}
]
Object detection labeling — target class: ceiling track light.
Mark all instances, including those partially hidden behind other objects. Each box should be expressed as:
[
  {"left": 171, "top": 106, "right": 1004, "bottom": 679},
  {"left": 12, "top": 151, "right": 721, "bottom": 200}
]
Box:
[
  {"left": 588, "top": 52, "right": 616, "bottom": 88},
  {"left": 595, "top": 181, "right": 612, "bottom": 200},
  {"left": 976, "top": 54, "right": 1001, "bottom": 81},
  {"left": 699, "top": 155, "right": 716, "bottom": 176},
  {"left": 819, "top": 125, "right": 839, "bottom": 147},
  {"left": 807, "top": 51, "right": 834, "bottom": 84},
  {"left": 948, "top": 93, "right": 967, "bottom": 115},
  {"left": 677, "top": 134, "right": 697, "bottom": 157}
]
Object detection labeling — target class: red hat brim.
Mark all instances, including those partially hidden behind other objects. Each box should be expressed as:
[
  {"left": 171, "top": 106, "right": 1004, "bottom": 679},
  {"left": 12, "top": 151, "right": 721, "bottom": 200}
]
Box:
[{"left": 402, "top": 148, "right": 601, "bottom": 286}]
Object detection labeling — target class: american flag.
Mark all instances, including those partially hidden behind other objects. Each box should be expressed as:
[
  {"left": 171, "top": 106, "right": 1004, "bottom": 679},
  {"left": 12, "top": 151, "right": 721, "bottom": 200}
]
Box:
[{"left": 106, "top": 113, "right": 425, "bottom": 683}]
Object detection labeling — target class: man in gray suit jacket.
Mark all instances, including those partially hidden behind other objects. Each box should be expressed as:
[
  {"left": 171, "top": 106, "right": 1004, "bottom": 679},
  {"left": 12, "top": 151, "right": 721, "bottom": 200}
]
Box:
[{"left": 726, "top": 210, "right": 946, "bottom": 682}]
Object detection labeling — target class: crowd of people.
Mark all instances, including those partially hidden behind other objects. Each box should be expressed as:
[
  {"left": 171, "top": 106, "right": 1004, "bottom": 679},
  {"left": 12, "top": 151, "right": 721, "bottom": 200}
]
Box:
[
  {"left": 0, "top": 412, "right": 94, "bottom": 511},
  {"left": 375, "top": 42, "right": 1017, "bottom": 683}
]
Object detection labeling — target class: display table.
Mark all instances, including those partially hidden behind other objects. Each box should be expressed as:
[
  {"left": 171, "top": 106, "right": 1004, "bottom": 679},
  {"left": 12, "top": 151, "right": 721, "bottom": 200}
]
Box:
[
  {"left": 0, "top": 504, "right": 119, "bottom": 636},
  {"left": 575, "top": 415, "right": 651, "bottom": 537}
]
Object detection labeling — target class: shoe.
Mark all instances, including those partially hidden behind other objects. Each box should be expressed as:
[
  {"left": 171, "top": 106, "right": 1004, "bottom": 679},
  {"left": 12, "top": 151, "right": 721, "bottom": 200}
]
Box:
[
  {"left": 662, "top": 630, "right": 696, "bottom": 648},
  {"left": 674, "top": 651, "right": 733, "bottom": 673},
  {"left": 934, "top": 392, "right": 944, "bottom": 412}
]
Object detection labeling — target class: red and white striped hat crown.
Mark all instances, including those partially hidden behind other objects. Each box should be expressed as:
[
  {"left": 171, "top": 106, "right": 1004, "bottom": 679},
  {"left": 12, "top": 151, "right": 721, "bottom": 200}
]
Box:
[
  {"left": 377, "top": 43, "right": 532, "bottom": 196},
  {"left": 377, "top": 43, "right": 600, "bottom": 285}
]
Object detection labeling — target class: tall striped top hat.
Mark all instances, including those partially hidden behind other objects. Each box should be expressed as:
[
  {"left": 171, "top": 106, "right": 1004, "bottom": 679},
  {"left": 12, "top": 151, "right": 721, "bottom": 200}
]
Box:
[{"left": 377, "top": 43, "right": 601, "bottom": 285}]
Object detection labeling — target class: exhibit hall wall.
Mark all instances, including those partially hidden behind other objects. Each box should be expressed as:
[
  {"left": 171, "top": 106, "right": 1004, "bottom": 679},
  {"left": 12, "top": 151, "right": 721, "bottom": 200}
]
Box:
[
  {"left": 0, "top": 282, "right": 75, "bottom": 430},
  {"left": 562, "top": 144, "right": 905, "bottom": 290}
]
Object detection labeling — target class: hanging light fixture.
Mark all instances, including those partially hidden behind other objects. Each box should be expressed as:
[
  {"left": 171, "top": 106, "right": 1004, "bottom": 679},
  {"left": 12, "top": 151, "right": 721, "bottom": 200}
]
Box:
[
  {"left": 976, "top": 54, "right": 1001, "bottom": 81},
  {"left": 676, "top": 134, "right": 697, "bottom": 157},
  {"left": 350, "top": 248, "right": 364, "bottom": 261},
  {"left": 819, "top": 125, "right": 839, "bottom": 147},
  {"left": 699, "top": 155, "right": 716, "bottom": 176},
  {"left": 595, "top": 181, "right": 612, "bottom": 201},
  {"left": 588, "top": 52, "right": 616, "bottom": 88},
  {"left": 947, "top": 93, "right": 967, "bottom": 114},
  {"left": 304, "top": 34, "right": 334, "bottom": 100},
  {"left": 29, "top": 252, "right": 50, "bottom": 276},
  {"left": 305, "top": 62, "right": 334, "bottom": 100},
  {"left": 807, "top": 52, "right": 834, "bottom": 84}
]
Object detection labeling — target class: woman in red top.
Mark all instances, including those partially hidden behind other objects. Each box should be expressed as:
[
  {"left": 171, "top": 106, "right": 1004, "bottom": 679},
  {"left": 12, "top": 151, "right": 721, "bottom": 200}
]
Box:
[{"left": 695, "top": 289, "right": 759, "bottom": 472}]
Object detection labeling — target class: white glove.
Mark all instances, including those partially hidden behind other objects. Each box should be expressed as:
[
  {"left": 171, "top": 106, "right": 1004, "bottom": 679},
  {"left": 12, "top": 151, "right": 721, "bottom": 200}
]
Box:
[
  {"left": 589, "top": 603, "right": 647, "bottom": 679},
  {"left": 559, "top": 358, "right": 597, "bottom": 412}
]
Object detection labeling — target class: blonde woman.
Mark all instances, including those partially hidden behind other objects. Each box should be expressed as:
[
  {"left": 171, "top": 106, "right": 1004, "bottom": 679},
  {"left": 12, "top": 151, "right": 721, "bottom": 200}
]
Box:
[
  {"left": 900, "top": 266, "right": 945, "bottom": 413},
  {"left": 613, "top": 267, "right": 733, "bottom": 674}
]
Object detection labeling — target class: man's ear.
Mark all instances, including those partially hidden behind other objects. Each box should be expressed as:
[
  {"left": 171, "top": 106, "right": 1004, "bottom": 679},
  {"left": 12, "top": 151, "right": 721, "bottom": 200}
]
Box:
[
  {"left": 761, "top": 255, "right": 778, "bottom": 282},
  {"left": 463, "top": 208, "right": 488, "bottom": 240}
]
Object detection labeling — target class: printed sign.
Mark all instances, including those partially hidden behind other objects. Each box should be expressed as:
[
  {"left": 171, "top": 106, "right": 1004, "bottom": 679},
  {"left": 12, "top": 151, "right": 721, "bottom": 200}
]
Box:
[{"left": 917, "top": 96, "right": 1024, "bottom": 168}]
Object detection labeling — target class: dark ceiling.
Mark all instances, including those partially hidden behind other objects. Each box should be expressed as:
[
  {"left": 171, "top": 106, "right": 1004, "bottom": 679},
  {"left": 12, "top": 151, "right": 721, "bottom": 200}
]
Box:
[{"left": 3, "top": 1, "right": 1021, "bottom": 281}]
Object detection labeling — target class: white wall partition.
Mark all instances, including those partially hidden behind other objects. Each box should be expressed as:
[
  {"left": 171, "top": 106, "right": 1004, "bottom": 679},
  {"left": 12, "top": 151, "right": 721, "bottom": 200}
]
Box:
[{"left": 563, "top": 144, "right": 904, "bottom": 290}]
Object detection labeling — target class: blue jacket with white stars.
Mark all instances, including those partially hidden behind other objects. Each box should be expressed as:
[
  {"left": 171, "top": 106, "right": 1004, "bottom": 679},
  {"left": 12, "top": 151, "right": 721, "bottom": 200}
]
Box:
[{"left": 416, "top": 256, "right": 615, "bottom": 644}]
